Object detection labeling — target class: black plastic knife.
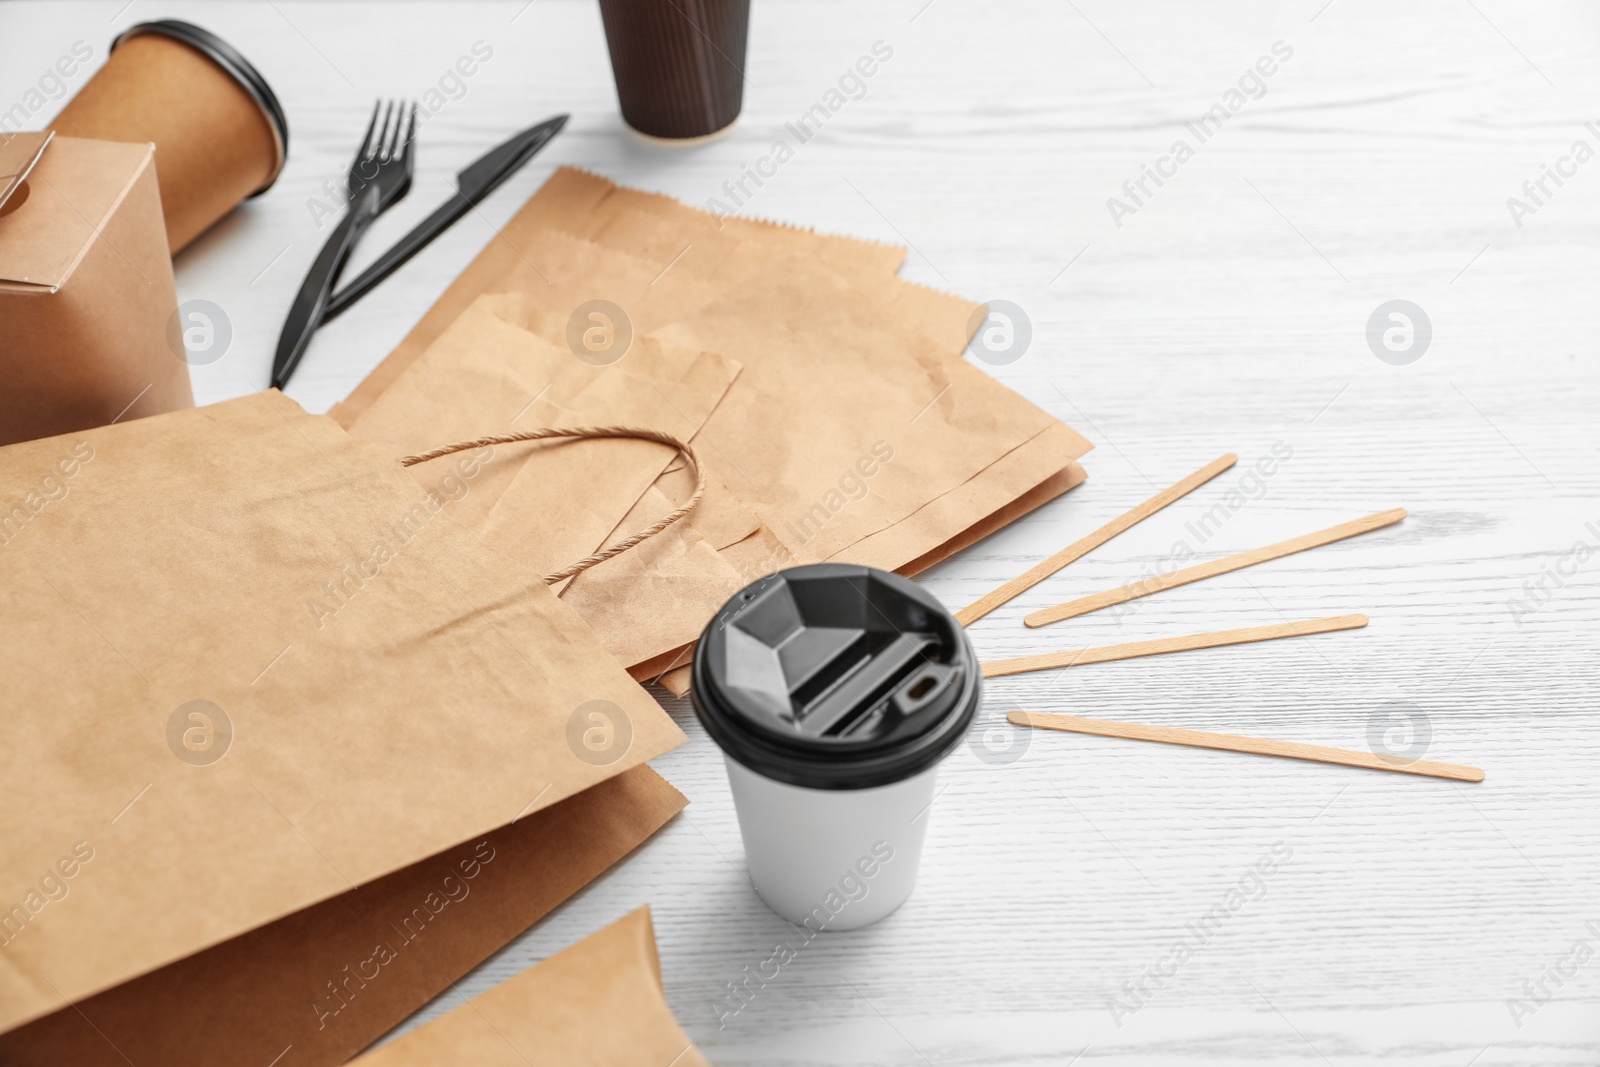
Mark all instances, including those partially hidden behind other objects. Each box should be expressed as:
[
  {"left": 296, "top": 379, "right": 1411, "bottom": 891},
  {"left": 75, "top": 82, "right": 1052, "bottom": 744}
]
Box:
[{"left": 320, "top": 113, "right": 568, "bottom": 323}]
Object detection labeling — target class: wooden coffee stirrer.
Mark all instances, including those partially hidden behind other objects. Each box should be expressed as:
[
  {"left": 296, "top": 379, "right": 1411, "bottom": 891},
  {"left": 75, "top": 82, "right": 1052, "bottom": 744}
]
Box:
[
  {"left": 1025, "top": 508, "right": 1407, "bottom": 627},
  {"left": 954, "top": 453, "right": 1238, "bottom": 627},
  {"left": 982, "top": 614, "right": 1368, "bottom": 678},
  {"left": 1008, "top": 711, "right": 1484, "bottom": 782}
]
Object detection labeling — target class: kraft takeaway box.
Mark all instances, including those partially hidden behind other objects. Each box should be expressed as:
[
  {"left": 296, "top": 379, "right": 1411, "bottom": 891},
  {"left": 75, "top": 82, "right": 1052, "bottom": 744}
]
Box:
[{"left": 0, "top": 130, "right": 190, "bottom": 447}]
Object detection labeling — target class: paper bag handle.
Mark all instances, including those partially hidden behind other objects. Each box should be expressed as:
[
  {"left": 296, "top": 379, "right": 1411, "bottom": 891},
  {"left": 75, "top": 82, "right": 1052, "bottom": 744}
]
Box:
[{"left": 399, "top": 425, "right": 705, "bottom": 584}]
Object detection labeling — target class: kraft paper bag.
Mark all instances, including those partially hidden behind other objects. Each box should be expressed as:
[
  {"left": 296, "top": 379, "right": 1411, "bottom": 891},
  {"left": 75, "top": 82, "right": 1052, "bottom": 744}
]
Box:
[
  {"left": 353, "top": 231, "right": 1085, "bottom": 675},
  {"left": 349, "top": 906, "right": 707, "bottom": 1067},
  {"left": 0, "top": 131, "right": 191, "bottom": 447},
  {"left": 328, "top": 167, "right": 1092, "bottom": 684},
  {"left": 552, "top": 176, "right": 1092, "bottom": 535},
  {"left": 550, "top": 195, "right": 1088, "bottom": 559},
  {"left": 334, "top": 166, "right": 1083, "bottom": 568},
  {"left": 0, "top": 391, "right": 686, "bottom": 1037},
  {"left": 329, "top": 163, "right": 967, "bottom": 429},
  {"left": 565, "top": 481, "right": 761, "bottom": 670},
  {"left": 568, "top": 461, "right": 787, "bottom": 673},
  {"left": 489, "top": 229, "right": 1089, "bottom": 569},
  {"left": 473, "top": 225, "right": 1088, "bottom": 603},
  {"left": 586, "top": 201, "right": 980, "bottom": 357},
  {"left": 346, "top": 294, "right": 740, "bottom": 584},
  {"left": 329, "top": 166, "right": 903, "bottom": 426},
  {"left": 564, "top": 197, "right": 1092, "bottom": 558},
  {"left": 0, "top": 765, "right": 686, "bottom": 1066}
]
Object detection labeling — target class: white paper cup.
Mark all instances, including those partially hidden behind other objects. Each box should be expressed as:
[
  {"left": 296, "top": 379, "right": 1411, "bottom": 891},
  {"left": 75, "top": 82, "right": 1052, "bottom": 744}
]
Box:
[
  {"left": 723, "top": 756, "right": 936, "bottom": 929},
  {"left": 693, "top": 564, "right": 979, "bottom": 931}
]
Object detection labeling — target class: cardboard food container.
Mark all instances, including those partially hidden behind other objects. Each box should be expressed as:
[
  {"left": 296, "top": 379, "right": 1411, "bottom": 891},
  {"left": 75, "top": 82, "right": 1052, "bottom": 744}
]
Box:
[
  {"left": 0, "top": 131, "right": 190, "bottom": 447},
  {"left": 52, "top": 20, "right": 288, "bottom": 253}
]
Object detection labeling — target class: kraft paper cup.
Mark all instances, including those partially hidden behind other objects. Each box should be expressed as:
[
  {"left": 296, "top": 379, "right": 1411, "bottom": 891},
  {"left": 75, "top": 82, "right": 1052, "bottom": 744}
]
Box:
[
  {"left": 598, "top": 0, "right": 749, "bottom": 141},
  {"left": 53, "top": 20, "right": 288, "bottom": 253},
  {"left": 692, "top": 564, "right": 979, "bottom": 930}
]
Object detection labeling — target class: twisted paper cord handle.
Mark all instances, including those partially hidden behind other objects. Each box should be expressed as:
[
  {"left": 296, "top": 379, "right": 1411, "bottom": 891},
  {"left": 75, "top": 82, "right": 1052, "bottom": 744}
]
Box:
[{"left": 399, "top": 425, "right": 704, "bottom": 584}]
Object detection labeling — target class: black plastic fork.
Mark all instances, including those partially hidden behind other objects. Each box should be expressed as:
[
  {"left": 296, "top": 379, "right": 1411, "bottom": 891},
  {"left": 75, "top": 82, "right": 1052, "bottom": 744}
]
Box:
[{"left": 271, "top": 99, "right": 416, "bottom": 391}]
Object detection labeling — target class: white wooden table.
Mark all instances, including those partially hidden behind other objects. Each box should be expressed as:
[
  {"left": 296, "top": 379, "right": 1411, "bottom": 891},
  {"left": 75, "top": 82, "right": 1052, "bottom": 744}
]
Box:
[{"left": 8, "top": 1, "right": 1599, "bottom": 1063}]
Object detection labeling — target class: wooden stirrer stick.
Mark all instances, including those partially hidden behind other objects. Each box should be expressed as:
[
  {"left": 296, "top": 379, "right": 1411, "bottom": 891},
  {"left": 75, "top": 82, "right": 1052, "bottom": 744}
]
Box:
[
  {"left": 1008, "top": 710, "right": 1484, "bottom": 782},
  {"left": 1024, "top": 508, "right": 1406, "bottom": 627},
  {"left": 981, "top": 614, "right": 1367, "bottom": 678},
  {"left": 955, "top": 453, "right": 1238, "bottom": 627}
]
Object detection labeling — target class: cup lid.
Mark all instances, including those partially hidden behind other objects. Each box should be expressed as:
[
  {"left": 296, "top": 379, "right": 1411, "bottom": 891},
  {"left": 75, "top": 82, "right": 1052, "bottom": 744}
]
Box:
[
  {"left": 111, "top": 19, "right": 289, "bottom": 198},
  {"left": 692, "top": 564, "right": 979, "bottom": 790}
]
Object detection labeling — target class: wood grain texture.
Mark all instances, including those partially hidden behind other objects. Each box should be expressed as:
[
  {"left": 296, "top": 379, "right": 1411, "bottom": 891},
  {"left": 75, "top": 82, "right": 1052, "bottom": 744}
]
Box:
[
  {"left": 1009, "top": 709, "right": 1486, "bottom": 781},
  {"left": 955, "top": 452, "right": 1236, "bottom": 625},
  {"left": 8, "top": 1, "right": 1599, "bottom": 1063},
  {"left": 983, "top": 613, "right": 1368, "bottom": 677},
  {"left": 1025, "top": 508, "right": 1407, "bottom": 625}
]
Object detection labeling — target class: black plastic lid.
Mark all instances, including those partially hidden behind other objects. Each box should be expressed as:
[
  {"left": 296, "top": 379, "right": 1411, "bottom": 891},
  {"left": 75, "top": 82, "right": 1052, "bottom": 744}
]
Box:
[
  {"left": 692, "top": 564, "right": 980, "bottom": 790},
  {"left": 111, "top": 19, "right": 290, "bottom": 197}
]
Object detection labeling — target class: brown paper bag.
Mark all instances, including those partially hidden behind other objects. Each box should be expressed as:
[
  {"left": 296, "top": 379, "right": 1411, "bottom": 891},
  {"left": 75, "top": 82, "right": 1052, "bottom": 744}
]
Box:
[
  {"left": 585, "top": 201, "right": 979, "bottom": 355},
  {"left": 360, "top": 251, "right": 1086, "bottom": 675},
  {"left": 348, "top": 906, "right": 707, "bottom": 1067},
  {"left": 565, "top": 466, "right": 784, "bottom": 671},
  {"left": 329, "top": 168, "right": 1092, "bottom": 684},
  {"left": 0, "top": 765, "right": 685, "bottom": 1066},
  {"left": 564, "top": 197, "right": 1092, "bottom": 558},
  {"left": 485, "top": 230, "right": 1087, "bottom": 566},
  {"left": 0, "top": 392, "right": 685, "bottom": 1036},
  {"left": 346, "top": 295, "right": 740, "bottom": 584},
  {"left": 328, "top": 166, "right": 904, "bottom": 427},
  {"left": 537, "top": 180, "right": 1093, "bottom": 567}
]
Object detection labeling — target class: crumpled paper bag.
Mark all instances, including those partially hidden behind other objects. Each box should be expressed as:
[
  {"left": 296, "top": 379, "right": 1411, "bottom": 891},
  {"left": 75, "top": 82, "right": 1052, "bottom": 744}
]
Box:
[{"left": 0, "top": 391, "right": 685, "bottom": 1037}]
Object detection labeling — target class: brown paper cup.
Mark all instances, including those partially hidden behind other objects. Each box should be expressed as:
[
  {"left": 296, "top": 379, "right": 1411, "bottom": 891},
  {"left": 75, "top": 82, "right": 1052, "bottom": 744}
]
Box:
[
  {"left": 52, "top": 20, "right": 288, "bottom": 253},
  {"left": 599, "top": 0, "right": 749, "bottom": 141}
]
